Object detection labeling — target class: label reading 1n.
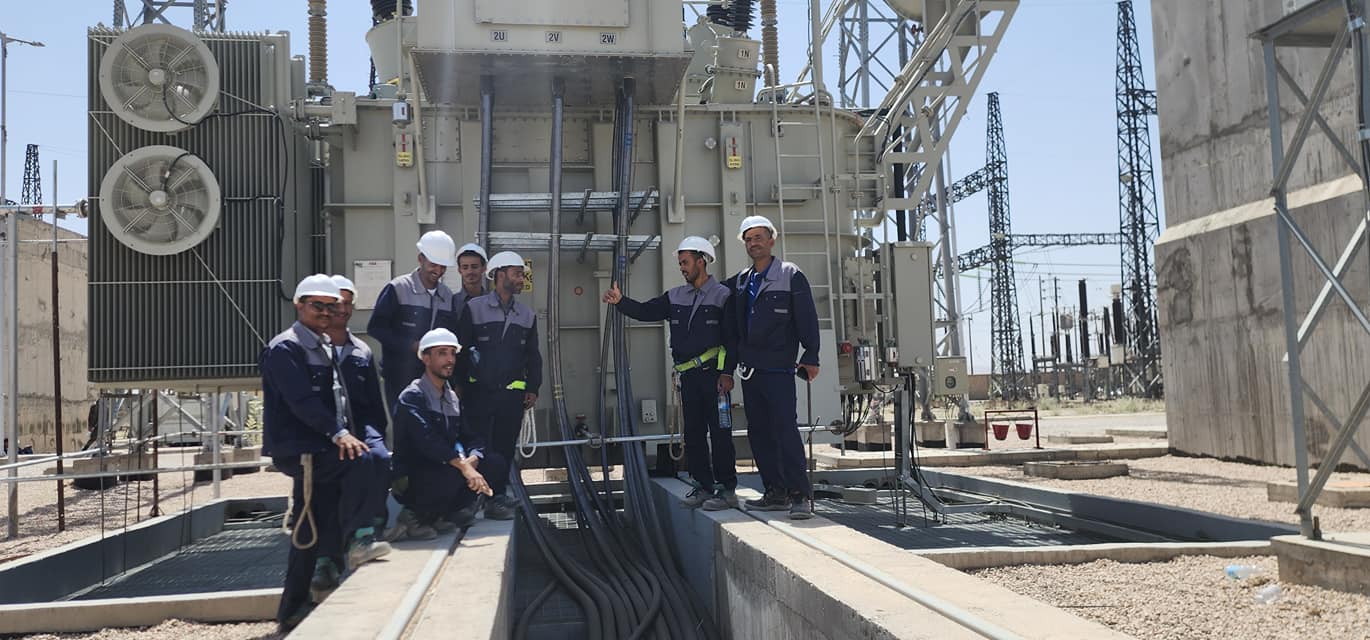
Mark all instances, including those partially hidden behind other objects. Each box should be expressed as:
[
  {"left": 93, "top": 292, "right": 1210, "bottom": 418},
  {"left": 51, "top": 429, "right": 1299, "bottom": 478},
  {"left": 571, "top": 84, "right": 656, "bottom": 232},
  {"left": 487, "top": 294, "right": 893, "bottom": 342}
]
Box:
[
  {"left": 491, "top": 30, "right": 508, "bottom": 42},
  {"left": 546, "top": 31, "right": 562, "bottom": 44},
  {"left": 599, "top": 33, "right": 618, "bottom": 45}
]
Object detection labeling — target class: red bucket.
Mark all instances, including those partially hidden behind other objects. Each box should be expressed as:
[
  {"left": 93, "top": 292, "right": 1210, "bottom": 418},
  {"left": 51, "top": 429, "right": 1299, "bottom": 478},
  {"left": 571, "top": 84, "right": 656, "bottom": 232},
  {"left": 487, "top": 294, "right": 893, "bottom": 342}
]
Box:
[
  {"left": 991, "top": 423, "right": 1009, "bottom": 440},
  {"left": 1016, "top": 422, "right": 1033, "bottom": 439}
]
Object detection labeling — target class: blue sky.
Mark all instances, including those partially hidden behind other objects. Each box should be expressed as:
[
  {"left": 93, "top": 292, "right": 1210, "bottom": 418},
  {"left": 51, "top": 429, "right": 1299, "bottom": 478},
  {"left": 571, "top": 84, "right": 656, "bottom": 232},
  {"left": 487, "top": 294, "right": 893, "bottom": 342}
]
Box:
[{"left": 0, "top": 0, "right": 1159, "bottom": 373}]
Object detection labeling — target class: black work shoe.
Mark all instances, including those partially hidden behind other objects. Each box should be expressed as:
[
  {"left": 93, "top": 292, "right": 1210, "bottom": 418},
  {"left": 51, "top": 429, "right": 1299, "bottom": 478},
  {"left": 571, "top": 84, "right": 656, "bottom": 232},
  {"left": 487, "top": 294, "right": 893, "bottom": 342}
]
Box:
[
  {"left": 745, "top": 490, "right": 790, "bottom": 511},
  {"left": 483, "top": 495, "right": 516, "bottom": 521},
  {"left": 788, "top": 497, "right": 814, "bottom": 520},
  {"left": 345, "top": 534, "right": 392, "bottom": 572},
  {"left": 278, "top": 601, "right": 315, "bottom": 633},
  {"left": 309, "top": 558, "right": 341, "bottom": 603},
  {"left": 681, "top": 487, "right": 709, "bottom": 508}
]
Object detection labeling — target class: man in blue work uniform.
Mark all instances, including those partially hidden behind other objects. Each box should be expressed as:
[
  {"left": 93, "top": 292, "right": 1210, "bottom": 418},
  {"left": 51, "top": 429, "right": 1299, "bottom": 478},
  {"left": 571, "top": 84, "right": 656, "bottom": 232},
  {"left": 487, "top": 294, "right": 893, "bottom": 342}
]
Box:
[
  {"left": 261, "top": 275, "right": 392, "bottom": 631},
  {"left": 302, "top": 275, "right": 393, "bottom": 600},
  {"left": 725, "top": 216, "right": 821, "bottom": 520},
  {"left": 455, "top": 251, "right": 540, "bottom": 521},
  {"left": 454, "top": 243, "right": 489, "bottom": 310},
  {"left": 389, "top": 328, "right": 499, "bottom": 539},
  {"left": 603, "top": 236, "right": 739, "bottom": 510},
  {"left": 367, "top": 230, "right": 462, "bottom": 409}
]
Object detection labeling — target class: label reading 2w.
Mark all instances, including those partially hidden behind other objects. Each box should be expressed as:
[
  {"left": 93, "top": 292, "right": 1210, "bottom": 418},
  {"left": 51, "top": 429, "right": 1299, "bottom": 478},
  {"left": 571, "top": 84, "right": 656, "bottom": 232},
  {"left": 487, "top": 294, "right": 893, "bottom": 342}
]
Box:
[{"left": 599, "top": 33, "right": 618, "bottom": 45}]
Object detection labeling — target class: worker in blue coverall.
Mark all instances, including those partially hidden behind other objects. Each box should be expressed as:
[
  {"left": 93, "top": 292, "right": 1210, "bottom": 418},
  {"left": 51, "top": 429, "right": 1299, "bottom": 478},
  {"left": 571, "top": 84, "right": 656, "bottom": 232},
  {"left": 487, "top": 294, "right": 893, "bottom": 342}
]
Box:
[
  {"left": 307, "top": 275, "right": 393, "bottom": 598},
  {"left": 261, "top": 274, "right": 392, "bottom": 631},
  {"left": 453, "top": 242, "right": 489, "bottom": 311},
  {"left": 603, "top": 236, "right": 739, "bottom": 510},
  {"left": 387, "top": 328, "right": 499, "bottom": 541},
  {"left": 724, "top": 216, "right": 821, "bottom": 520},
  {"left": 367, "top": 230, "right": 462, "bottom": 411},
  {"left": 455, "top": 251, "right": 541, "bottom": 521}
]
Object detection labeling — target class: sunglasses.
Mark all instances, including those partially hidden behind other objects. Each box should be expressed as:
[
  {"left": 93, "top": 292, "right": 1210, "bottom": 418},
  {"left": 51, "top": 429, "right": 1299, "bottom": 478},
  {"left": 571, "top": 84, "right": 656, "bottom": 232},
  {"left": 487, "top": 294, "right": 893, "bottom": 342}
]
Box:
[{"left": 305, "top": 300, "right": 341, "bottom": 313}]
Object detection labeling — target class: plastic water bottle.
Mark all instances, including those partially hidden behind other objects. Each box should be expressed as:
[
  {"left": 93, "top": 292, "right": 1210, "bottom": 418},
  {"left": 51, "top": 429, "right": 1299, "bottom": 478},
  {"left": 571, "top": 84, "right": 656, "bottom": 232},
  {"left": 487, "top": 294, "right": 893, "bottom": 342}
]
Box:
[
  {"left": 717, "top": 394, "right": 733, "bottom": 430},
  {"left": 1253, "top": 584, "right": 1283, "bottom": 605},
  {"left": 1225, "top": 564, "right": 1262, "bottom": 580}
]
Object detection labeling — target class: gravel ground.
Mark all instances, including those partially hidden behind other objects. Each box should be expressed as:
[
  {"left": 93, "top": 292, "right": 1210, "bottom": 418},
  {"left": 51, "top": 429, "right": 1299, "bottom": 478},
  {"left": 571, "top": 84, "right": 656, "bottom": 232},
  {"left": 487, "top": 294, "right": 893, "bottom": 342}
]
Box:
[
  {"left": 956, "top": 455, "right": 1370, "bottom": 531},
  {"left": 16, "top": 619, "right": 280, "bottom": 640},
  {"left": 1, "top": 449, "right": 290, "bottom": 563},
  {"left": 973, "top": 555, "right": 1370, "bottom": 640}
]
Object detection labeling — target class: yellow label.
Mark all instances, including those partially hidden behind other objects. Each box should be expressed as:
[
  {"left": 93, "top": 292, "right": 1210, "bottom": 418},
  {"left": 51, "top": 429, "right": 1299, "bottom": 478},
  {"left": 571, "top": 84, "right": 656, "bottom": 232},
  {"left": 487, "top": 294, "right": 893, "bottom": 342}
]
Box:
[
  {"left": 522, "top": 258, "right": 534, "bottom": 294},
  {"left": 396, "top": 151, "right": 414, "bottom": 167},
  {"left": 726, "top": 154, "right": 742, "bottom": 169}
]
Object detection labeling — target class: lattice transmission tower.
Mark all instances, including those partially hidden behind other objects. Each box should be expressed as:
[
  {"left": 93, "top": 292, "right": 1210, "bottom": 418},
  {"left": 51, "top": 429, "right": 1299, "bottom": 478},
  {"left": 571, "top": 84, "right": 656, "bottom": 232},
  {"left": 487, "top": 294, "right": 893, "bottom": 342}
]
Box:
[{"left": 1116, "top": 0, "right": 1162, "bottom": 397}]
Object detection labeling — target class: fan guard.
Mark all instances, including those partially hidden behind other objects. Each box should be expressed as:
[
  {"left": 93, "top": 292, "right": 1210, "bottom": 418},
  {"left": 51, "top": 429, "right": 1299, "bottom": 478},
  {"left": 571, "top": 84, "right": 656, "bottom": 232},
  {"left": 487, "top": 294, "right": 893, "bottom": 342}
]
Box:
[
  {"left": 98, "top": 24, "right": 220, "bottom": 133},
  {"left": 99, "top": 145, "right": 222, "bottom": 256}
]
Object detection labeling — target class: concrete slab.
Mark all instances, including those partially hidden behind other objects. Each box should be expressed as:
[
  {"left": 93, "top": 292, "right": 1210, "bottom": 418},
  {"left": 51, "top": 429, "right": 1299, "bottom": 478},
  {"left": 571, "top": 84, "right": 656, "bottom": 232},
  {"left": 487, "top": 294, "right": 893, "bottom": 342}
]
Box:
[
  {"left": 653, "top": 480, "right": 1132, "bottom": 639},
  {"left": 844, "top": 423, "right": 893, "bottom": 450},
  {"left": 289, "top": 532, "right": 460, "bottom": 639},
  {"left": 1272, "top": 533, "right": 1370, "bottom": 595},
  {"left": 1266, "top": 480, "right": 1370, "bottom": 508},
  {"left": 1105, "top": 427, "right": 1167, "bottom": 439},
  {"left": 918, "top": 541, "right": 1271, "bottom": 571},
  {"left": 51, "top": 453, "right": 155, "bottom": 475},
  {"left": 1023, "top": 461, "right": 1129, "bottom": 480},
  {"left": 813, "top": 443, "right": 1167, "bottom": 469},
  {"left": 408, "top": 520, "right": 516, "bottom": 640},
  {"left": 839, "top": 486, "right": 878, "bottom": 504},
  {"left": 1045, "top": 434, "right": 1115, "bottom": 445},
  {"left": 0, "top": 589, "right": 279, "bottom": 635}
]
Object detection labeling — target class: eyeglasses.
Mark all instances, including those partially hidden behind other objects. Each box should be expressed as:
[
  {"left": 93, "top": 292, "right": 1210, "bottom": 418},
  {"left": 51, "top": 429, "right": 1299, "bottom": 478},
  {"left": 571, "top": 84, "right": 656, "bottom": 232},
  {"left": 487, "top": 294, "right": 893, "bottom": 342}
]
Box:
[{"left": 306, "top": 300, "right": 340, "bottom": 313}]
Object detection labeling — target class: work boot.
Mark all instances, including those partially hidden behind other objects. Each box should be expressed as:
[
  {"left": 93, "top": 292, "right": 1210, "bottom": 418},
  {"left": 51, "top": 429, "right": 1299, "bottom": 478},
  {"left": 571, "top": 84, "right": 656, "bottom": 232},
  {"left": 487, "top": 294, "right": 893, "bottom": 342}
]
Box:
[
  {"left": 703, "top": 488, "right": 738, "bottom": 511},
  {"left": 430, "top": 517, "right": 458, "bottom": 534},
  {"left": 386, "top": 508, "right": 437, "bottom": 542},
  {"left": 278, "top": 601, "right": 315, "bottom": 633},
  {"left": 681, "top": 487, "right": 709, "bottom": 509},
  {"left": 345, "top": 530, "right": 392, "bottom": 572},
  {"left": 788, "top": 496, "right": 814, "bottom": 520},
  {"left": 744, "top": 489, "right": 790, "bottom": 512},
  {"left": 309, "top": 557, "right": 341, "bottom": 603},
  {"left": 447, "top": 506, "right": 477, "bottom": 529},
  {"left": 483, "top": 495, "right": 517, "bottom": 521}
]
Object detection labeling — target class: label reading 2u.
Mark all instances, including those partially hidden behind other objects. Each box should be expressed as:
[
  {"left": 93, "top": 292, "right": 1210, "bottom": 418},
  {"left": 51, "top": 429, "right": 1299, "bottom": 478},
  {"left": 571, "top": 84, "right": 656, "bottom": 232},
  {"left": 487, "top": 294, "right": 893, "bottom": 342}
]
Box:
[
  {"left": 599, "top": 33, "right": 618, "bottom": 45},
  {"left": 491, "top": 30, "right": 508, "bottom": 42}
]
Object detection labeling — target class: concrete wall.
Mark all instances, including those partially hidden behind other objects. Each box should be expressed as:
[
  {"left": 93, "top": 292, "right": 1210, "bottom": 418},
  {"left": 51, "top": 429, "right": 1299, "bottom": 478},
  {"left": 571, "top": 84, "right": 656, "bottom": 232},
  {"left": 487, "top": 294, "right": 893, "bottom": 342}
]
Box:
[
  {"left": 6, "top": 216, "right": 92, "bottom": 454},
  {"left": 1152, "top": 0, "right": 1370, "bottom": 467}
]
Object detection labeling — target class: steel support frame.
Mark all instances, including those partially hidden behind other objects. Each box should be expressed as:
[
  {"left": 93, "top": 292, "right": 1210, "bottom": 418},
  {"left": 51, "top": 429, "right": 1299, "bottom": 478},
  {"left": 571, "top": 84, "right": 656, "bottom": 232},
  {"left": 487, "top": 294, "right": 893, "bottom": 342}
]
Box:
[
  {"left": 1256, "top": 0, "right": 1370, "bottom": 539},
  {"left": 116, "top": 0, "right": 226, "bottom": 31}
]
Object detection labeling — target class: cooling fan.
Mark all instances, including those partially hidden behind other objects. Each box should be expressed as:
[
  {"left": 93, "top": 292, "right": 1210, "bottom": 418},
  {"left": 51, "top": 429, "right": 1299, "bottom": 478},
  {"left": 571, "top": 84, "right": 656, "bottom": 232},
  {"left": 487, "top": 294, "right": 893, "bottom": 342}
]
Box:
[
  {"left": 98, "top": 24, "right": 220, "bottom": 132},
  {"left": 98, "top": 145, "right": 223, "bottom": 256}
]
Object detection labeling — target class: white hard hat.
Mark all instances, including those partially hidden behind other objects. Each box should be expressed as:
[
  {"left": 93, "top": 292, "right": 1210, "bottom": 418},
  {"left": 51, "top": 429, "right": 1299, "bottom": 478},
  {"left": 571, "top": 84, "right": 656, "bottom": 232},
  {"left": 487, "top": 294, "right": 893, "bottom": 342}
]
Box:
[
  {"left": 416, "top": 230, "right": 457, "bottom": 267},
  {"left": 417, "top": 328, "right": 461, "bottom": 357},
  {"left": 294, "top": 274, "right": 342, "bottom": 303},
  {"left": 737, "top": 215, "right": 777, "bottom": 241},
  {"left": 457, "top": 243, "right": 489, "bottom": 264},
  {"left": 331, "top": 275, "right": 357, "bottom": 294},
  {"left": 676, "top": 236, "right": 716, "bottom": 263},
  {"left": 485, "top": 251, "right": 526, "bottom": 279}
]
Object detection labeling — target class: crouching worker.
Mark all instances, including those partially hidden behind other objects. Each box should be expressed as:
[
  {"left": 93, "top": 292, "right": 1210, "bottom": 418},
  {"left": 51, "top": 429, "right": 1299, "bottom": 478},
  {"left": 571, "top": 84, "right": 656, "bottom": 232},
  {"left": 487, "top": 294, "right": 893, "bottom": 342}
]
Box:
[
  {"left": 261, "top": 274, "right": 392, "bottom": 632},
  {"left": 388, "top": 328, "right": 500, "bottom": 541}
]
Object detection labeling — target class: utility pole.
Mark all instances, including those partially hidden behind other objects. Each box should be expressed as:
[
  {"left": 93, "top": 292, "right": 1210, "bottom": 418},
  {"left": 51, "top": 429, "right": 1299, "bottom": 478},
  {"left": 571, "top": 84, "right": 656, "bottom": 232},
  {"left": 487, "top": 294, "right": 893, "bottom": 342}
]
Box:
[{"left": 1, "top": 29, "right": 44, "bottom": 540}]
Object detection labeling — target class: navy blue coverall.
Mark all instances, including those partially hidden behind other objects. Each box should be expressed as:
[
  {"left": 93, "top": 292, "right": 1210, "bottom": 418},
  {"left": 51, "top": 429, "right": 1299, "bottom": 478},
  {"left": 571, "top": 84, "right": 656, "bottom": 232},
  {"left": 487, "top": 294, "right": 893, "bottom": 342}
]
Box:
[
  {"left": 613, "top": 276, "right": 738, "bottom": 491},
  {"left": 366, "top": 269, "right": 463, "bottom": 409},
  {"left": 391, "top": 376, "right": 506, "bottom": 518},
  {"left": 455, "top": 292, "right": 542, "bottom": 495},
  {"left": 723, "top": 259, "right": 821, "bottom": 499},
  {"left": 260, "top": 322, "right": 390, "bottom": 624}
]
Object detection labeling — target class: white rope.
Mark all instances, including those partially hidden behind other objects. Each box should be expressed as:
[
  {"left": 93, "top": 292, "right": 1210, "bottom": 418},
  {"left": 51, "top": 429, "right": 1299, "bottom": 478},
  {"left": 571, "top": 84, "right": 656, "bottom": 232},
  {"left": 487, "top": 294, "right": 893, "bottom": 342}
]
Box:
[
  {"left": 518, "top": 408, "right": 539, "bottom": 458},
  {"left": 289, "top": 453, "right": 318, "bottom": 550}
]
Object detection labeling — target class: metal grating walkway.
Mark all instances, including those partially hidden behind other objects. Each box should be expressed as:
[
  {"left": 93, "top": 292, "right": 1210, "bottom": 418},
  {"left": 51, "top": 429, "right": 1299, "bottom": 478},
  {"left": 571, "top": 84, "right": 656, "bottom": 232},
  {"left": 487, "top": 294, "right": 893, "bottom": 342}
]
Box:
[
  {"left": 76, "top": 527, "right": 289, "bottom": 600},
  {"left": 738, "top": 475, "right": 1109, "bottom": 550}
]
